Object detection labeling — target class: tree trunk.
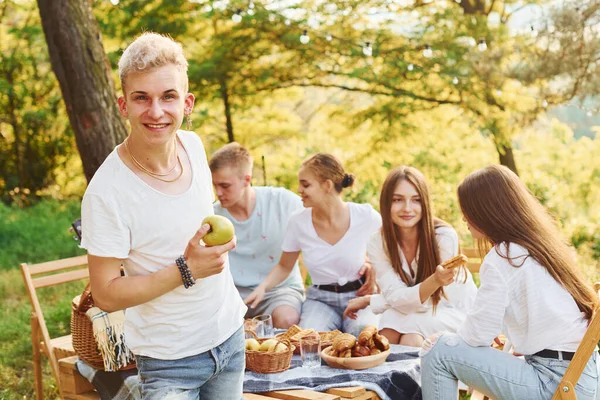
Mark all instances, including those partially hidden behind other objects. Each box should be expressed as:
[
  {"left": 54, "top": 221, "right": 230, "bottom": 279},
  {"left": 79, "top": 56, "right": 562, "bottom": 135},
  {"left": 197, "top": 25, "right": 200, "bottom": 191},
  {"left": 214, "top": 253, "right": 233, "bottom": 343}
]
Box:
[
  {"left": 219, "top": 76, "right": 235, "bottom": 143},
  {"left": 496, "top": 142, "right": 519, "bottom": 176},
  {"left": 37, "top": 0, "right": 127, "bottom": 182}
]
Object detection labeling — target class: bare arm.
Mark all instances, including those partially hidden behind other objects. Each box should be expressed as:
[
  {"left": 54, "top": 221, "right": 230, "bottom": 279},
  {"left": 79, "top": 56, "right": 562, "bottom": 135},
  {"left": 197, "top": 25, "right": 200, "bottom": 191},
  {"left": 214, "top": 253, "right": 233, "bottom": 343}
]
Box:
[
  {"left": 89, "top": 224, "right": 236, "bottom": 312},
  {"left": 245, "top": 251, "right": 300, "bottom": 308},
  {"left": 418, "top": 265, "right": 456, "bottom": 303}
]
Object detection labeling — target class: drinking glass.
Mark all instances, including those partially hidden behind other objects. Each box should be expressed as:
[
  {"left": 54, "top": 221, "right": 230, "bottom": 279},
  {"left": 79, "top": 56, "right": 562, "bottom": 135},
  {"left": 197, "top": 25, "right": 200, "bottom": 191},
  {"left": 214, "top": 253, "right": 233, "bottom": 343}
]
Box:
[
  {"left": 252, "top": 314, "right": 274, "bottom": 338},
  {"left": 300, "top": 333, "right": 321, "bottom": 368}
]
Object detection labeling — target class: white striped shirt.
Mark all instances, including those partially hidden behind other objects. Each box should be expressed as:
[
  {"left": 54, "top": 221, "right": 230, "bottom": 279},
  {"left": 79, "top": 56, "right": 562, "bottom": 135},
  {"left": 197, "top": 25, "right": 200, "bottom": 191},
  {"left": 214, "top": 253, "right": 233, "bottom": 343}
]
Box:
[{"left": 458, "top": 242, "right": 588, "bottom": 354}]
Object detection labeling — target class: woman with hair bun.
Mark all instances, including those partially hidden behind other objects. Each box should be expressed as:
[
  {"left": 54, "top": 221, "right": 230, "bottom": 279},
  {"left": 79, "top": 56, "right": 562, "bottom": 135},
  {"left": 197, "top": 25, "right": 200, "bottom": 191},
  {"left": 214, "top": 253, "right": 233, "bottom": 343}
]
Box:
[{"left": 245, "top": 153, "right": 381, "bottom": 336}]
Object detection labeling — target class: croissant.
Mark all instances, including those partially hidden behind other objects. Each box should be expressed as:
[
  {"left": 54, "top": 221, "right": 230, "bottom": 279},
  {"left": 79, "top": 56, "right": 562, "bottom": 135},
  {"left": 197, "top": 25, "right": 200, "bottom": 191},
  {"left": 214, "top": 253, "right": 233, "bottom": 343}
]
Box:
[
  {"left": 373, "top": 333, "right": 390, "bottom": 351},
  {"left": 358, "top": 325, "right": 378, "bottom": 346},
  {"left": 333, "top": 333, "right": 357, "bottom": 352},
  {"left": 351, "top": 345, "right": 371, "bottom": 357},
  {"left": 340, "top": 349, "right": 352, "bottom": 358}
]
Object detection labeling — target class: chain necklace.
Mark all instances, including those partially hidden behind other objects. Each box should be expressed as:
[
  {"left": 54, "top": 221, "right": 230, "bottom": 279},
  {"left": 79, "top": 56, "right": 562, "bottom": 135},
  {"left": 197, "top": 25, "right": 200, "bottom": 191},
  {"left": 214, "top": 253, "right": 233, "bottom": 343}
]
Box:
[{"left": 124, "top": 137, "right": 184, "bottom": 183}]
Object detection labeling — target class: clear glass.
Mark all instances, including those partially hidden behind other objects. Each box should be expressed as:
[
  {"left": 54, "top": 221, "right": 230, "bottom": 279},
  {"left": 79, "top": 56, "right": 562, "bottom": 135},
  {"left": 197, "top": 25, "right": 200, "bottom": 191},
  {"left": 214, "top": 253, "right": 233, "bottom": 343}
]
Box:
[
  {"left": 300, "top": 333, "right": 321, "bottom": 368},
  {"left": 252, "top": 314, "right": 274, "bottom": 338}
]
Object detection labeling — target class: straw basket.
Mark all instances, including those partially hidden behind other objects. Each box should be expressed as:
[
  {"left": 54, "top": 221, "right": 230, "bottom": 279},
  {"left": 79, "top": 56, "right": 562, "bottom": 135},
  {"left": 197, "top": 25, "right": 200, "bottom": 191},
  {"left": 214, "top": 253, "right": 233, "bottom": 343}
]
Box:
[
  {"left": 70, "top": 284, "right": 136, "bottom": 371},
  {"left": 245, "top": 331, "right": 294, "bottom": 374}
]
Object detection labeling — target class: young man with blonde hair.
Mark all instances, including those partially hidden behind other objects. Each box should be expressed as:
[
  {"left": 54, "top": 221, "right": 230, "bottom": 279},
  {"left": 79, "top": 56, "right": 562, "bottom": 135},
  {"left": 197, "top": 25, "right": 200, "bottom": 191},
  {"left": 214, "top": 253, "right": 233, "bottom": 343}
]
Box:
[
  {"left": 210, "top": 143, "right": 304, "bottom": 329},
  {"left": 81, "top": 33, "right": 246, "bottom": 399}
]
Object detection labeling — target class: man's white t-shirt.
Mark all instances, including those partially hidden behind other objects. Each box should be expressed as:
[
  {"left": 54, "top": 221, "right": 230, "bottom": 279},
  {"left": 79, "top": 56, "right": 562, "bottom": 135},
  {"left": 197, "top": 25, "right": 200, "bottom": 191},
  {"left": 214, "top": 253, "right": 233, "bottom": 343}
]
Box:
[
  {"left": 214, "top": 186, "right": 304, "bottom": 290},
  {"left": 81, "top": 130, "right": 246, "bottom": 360},
  {"left": 281, "top": 202, "right": 382, "bottom": 285}
]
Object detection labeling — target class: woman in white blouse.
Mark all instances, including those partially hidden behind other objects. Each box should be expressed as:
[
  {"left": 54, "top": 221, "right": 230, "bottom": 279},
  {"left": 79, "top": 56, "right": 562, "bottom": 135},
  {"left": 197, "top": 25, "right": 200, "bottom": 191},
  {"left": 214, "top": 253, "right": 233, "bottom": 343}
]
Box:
[
  {"left": 420, "top": 165, "right": 599, "bottom": 399},
  {"left": 245, "top": 153, "right": 381, "bottom": 336},
  {"left": 343, "top": 166, "right": 477, "bottom": 346}
]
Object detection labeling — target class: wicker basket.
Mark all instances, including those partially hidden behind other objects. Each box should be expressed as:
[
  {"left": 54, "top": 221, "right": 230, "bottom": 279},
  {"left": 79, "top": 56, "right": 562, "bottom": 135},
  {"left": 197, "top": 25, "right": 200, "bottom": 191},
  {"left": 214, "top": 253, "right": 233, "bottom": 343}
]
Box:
[
  {"left": 70, "top": 284, "right": 136, "bottom": 371},
  {"left": 245, "top": 331, "right": 294, "bottom": 374}
]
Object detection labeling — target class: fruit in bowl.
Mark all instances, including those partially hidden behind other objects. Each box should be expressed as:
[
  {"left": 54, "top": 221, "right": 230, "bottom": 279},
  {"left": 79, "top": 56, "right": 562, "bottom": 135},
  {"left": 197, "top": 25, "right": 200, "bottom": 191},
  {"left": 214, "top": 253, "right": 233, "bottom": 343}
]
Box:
[{"left": 202, "top": 215, "right": 235, "bottom": 246}]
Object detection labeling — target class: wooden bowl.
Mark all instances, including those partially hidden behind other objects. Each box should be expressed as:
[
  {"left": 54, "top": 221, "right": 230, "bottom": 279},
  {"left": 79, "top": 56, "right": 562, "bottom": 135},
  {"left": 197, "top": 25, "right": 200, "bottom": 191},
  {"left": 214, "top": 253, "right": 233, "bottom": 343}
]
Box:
[{"left": 320, "top": 346, "right": 391, "bottom": 370}]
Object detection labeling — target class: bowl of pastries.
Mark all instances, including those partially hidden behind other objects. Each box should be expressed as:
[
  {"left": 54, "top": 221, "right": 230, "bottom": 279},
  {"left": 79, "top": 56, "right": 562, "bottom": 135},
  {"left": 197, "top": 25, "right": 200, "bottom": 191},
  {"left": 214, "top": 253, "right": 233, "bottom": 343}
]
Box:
[{"left": 320, "top": 326, "right": 391, "bottom": 370}]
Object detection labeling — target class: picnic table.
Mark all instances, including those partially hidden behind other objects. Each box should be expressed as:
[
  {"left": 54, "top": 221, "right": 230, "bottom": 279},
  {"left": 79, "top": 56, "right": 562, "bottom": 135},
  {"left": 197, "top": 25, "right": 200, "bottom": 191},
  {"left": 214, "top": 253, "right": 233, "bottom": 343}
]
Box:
[{"left": 65, "top": 344, "right": 421, "bottom": 399}]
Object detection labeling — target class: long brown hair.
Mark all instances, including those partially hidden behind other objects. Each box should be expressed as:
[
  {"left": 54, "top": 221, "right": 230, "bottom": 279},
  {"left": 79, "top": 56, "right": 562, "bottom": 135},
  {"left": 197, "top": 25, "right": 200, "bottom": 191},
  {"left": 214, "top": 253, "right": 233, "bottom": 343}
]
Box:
[
  {"left": 458, "top": 165, "right": 598, "bottom": 321},
  {"left": 380, "top": 166, "right": 450, "bottom": 310}
]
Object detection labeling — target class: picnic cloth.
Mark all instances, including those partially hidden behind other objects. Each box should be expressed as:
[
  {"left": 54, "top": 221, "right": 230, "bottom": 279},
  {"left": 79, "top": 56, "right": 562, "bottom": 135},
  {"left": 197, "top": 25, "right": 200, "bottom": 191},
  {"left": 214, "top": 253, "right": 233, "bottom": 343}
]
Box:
[
  {"left": 243, "top": 344, "right": 422, "bottom": 400},
  {"left": 75, "top": 360, "right": 141, "bottom": 400},
  {"left": 76, "top": 344, "right": 421, "bottom": 400}
]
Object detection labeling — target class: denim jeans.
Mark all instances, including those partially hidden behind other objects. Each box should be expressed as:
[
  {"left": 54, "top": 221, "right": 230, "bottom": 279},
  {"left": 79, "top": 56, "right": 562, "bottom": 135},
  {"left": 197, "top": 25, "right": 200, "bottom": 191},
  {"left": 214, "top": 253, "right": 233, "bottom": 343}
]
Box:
[
  {"left": 135, "top": 325, "right": 245, "bottom": 400},
  {"left": 420, "top": 332, "right": 598, "bottom": 400}
]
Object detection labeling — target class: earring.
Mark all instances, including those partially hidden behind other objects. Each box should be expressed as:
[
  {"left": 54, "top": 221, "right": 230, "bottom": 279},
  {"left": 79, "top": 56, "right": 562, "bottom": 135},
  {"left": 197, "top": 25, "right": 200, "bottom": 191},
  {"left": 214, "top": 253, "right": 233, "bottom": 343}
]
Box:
[{"left": 186, "top": 113, "right": 192, "bottom": 130}]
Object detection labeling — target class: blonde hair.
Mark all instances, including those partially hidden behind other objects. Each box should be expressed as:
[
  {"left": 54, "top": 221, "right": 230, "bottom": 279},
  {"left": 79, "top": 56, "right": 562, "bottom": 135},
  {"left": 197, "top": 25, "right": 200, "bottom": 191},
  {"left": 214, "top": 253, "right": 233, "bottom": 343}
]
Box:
[
  {"left": 118, "top": 32, "right": 189, "bottom": 91},
  {"left": 301, "top": 153, "right": 354, "bottom": 193},
  {"left": 209, "top": 142, "right": 253, "bottom": 175},
  {"left": 458, "top": 165, "right": 598, "bottom": 321}
]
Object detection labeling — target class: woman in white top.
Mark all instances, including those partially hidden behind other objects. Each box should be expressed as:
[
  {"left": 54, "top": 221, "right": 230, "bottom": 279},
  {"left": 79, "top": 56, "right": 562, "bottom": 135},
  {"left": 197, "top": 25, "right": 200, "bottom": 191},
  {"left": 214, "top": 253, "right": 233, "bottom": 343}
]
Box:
[
  {"left": 343, "top": 166, "right": 477, "bottom": 347},
  {"left": 245, "top": 153, "right": 381, "bottom": 336},
  {"left": 420, "top": 165, "right": 599, "bottom": 399}
]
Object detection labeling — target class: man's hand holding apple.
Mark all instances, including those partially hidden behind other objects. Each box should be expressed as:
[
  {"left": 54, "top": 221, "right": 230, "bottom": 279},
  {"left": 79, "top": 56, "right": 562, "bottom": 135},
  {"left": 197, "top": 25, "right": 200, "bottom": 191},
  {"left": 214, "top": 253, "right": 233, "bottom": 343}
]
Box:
[{"left": 183, "top": 221, "right": 236, "bottom": 280}]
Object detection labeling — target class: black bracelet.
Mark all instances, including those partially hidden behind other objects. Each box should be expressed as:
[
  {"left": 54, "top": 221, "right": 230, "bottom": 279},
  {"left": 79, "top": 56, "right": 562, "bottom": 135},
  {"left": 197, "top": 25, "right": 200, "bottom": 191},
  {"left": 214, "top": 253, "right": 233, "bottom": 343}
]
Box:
[{"left": 175, "top": 255, "right": 196, "bottom": 288}]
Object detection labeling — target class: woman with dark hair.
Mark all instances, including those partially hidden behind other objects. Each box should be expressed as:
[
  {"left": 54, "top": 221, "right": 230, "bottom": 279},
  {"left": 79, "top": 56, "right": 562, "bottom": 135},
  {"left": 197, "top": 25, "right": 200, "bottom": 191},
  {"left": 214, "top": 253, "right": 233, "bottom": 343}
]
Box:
[
  {"left": 420, "top": 165, "right": 599, "bottom": 399},
  {"left": 344, "top": 166, "right": 477, "bottom": 346},
  {"left": 245, "top": 153, "right": 381, "bottom": 336}
]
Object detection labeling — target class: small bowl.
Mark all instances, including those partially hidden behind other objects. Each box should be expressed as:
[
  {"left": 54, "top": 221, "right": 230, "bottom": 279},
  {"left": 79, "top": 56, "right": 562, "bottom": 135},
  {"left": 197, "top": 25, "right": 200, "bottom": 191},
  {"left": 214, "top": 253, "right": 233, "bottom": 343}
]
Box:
[{"left": 320, "top": 346, "right": 391, "bottom": 370}]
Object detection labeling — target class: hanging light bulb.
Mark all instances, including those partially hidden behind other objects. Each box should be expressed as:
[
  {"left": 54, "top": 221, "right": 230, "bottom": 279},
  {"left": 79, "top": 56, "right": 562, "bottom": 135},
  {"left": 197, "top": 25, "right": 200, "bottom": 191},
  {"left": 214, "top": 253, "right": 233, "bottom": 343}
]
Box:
[
  {"left": 285, "top": 19, "right": 291, "bottom": 26},
  {"left": 247, "top": 9, "right": 255, "bottom": 15},
  {"left": 110, "top": 0, "right": 119, "bottom": 5},
  {"left": 268, "top": 14, "right": 275, "bottom": 22},
  {"left": 496, "top": 89, "right": 502, "bottom": 96},
  {"left": 326, "top": 34, "right": 333, "bottom": 41},
  {"left": 232, "top": 9, "right": 242, "bottom": 23},
  {"left": 455, "top": 0, "right": 461, "bottom": 3},
  {"left": 363, "top": 42, "right": 373, "bottom": 57},
  {"left": 300, "top": 30, "right": 310, "bottom": 44},
  {"left": 542, "top": 99, "right": 548, "bottom": 108},
  {"left": 452, "top": 77, "right": 459, "bottom": 85},
  {"left": 248, "top": 1, "right": 255, "bottom": 9},
  {"left": 477, "top": 38, "right": 487, "bottom": 52},
  {"left": 530, "top": 25, "right": 538, "bottom": 38},
  {"left": 408, "top": 64, "right": 414, "bottom": 71},
  {"left": 423, "top": 44, "right": 433, "bottom": 58},
  {"left": 587, "top": 110, "right": 593, "bottom": 117}
]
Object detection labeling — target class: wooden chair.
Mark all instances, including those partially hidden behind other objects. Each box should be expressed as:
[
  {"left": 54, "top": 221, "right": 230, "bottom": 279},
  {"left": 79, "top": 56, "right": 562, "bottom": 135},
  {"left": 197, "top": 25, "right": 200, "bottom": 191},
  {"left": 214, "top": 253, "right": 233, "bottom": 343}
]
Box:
[{"left": 21, "top": 255, "right": 90, "bottom": 400}]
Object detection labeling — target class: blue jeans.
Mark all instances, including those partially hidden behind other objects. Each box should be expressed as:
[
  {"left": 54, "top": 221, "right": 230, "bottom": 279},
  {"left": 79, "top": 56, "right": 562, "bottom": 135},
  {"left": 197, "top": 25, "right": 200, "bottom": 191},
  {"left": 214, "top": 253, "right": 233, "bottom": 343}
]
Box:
[
  {"left": 135, "top": 325, "right": 245, "bottom": 400},
  {"left": 420, "top": 332, "right": 598, "bottom": 400}
]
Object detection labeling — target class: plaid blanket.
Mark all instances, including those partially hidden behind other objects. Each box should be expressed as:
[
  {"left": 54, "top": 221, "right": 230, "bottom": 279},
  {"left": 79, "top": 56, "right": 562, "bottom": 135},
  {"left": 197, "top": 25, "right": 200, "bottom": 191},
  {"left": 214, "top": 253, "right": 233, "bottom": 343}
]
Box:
[
  {"left": 243, "top": 345, "right": 422, "bottom": 400},
  {"left": 75, "top": 360, "right": 141, "bottom": 400},
  {"left": 76, "top": 345, "right": 421, "bottom": 400}
]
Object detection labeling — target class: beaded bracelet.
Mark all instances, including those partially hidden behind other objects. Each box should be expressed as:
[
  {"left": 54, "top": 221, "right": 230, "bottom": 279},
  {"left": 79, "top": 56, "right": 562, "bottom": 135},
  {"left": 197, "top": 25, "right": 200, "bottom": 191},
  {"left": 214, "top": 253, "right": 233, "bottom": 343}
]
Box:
[{"left": 175, "top": 255, "right": 196, "bottom": 288}]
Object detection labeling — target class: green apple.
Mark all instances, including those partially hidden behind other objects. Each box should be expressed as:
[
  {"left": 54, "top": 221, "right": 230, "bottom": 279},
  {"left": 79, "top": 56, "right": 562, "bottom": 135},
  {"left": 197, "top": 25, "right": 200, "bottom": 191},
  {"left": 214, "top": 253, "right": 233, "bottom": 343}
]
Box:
[
  {"left": 245, "top": 338, "right": 261, "bottom": 351},
  {"left": 202, "top": 215, "right": 235, "bottom": 246}
]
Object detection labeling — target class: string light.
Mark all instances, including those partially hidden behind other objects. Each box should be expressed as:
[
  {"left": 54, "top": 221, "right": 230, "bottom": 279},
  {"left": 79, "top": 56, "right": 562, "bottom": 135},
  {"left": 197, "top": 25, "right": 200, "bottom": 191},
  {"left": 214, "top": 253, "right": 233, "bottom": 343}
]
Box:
[
  {"left": 477, "top": 38, "right": 487, "bottom": 52},
  {"left": 211, "top": 5, "right": 600, "bottom": 116},
  {"left": 423, "top": 44, "right": 433, "bottom": 58},
  {"left": 110, "top": 0, "right": 119, "bottom": 5},
  {"left": 232, "top": 9, "right": 242, "bottom": 23},
  {"left": 300, "top": 30, "right": 310, "bottom": 44}
]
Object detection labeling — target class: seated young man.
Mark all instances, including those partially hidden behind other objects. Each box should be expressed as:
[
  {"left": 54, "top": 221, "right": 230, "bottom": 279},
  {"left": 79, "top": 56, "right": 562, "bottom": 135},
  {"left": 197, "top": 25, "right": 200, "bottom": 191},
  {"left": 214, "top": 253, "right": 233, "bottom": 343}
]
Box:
[{"left": 209, "top": 143, "right": 304, "bottom": 329}]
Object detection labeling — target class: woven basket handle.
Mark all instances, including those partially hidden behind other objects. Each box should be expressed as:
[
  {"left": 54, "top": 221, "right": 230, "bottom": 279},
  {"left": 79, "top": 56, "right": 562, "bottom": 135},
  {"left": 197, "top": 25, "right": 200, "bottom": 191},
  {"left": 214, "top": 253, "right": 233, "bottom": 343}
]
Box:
[
  {"left": 76, "top": 282, "right": 94, "bottom": 313},
  {"left": 245, "top": 330, "right": 258, "bottom": 339}
]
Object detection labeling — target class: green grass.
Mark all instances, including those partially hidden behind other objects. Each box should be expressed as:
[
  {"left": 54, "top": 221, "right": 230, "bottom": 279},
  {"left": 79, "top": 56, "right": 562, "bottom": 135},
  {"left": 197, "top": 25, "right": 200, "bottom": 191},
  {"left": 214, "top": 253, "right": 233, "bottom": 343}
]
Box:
[
  {"left": 0, "top": 199, "right": 85, "bottom": 399},
  {"left": 0, "top": 199, "right": 86, "bottom": 271}
]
